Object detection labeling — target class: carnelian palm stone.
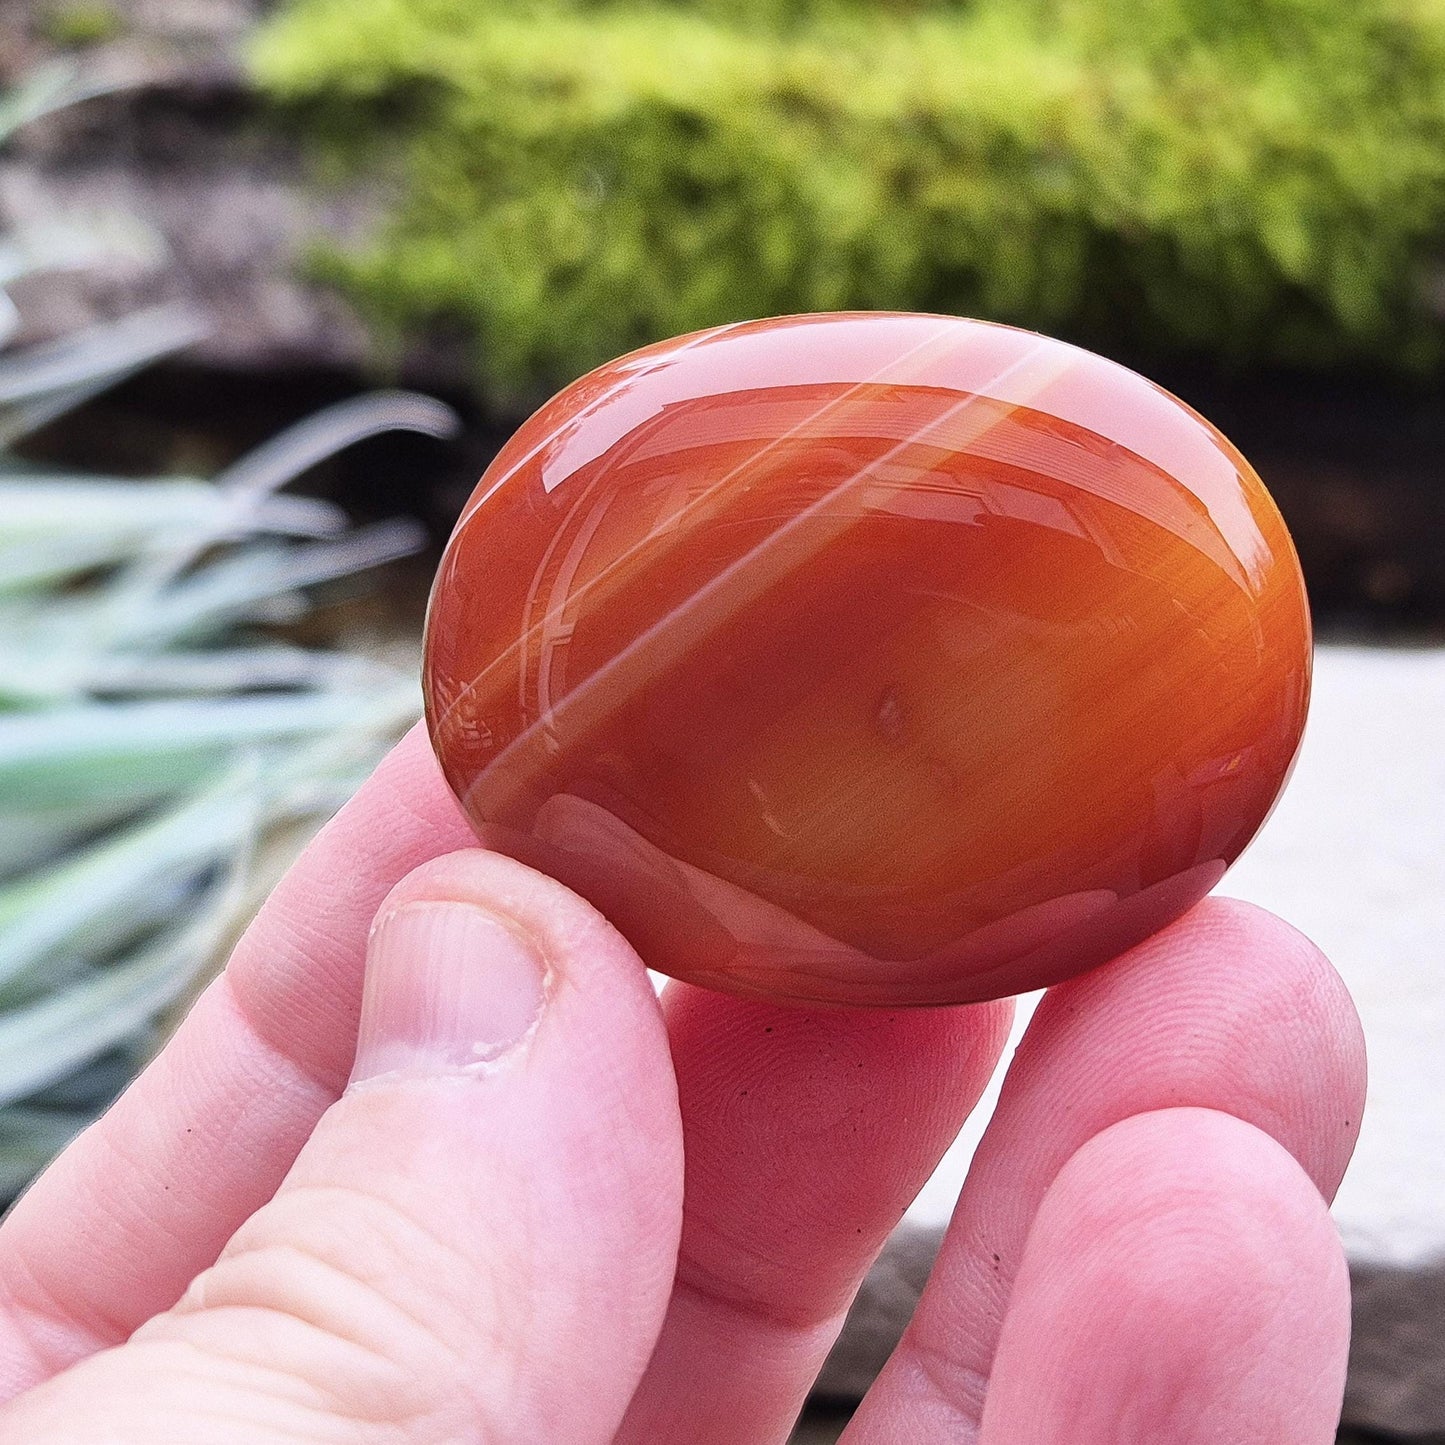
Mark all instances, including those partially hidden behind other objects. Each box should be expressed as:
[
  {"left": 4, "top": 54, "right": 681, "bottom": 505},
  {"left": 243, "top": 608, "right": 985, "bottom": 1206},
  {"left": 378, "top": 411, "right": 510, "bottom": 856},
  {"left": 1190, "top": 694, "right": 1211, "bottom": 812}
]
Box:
[{"left": 424, "top": 313, "right": 1311, "bottom": 1006}]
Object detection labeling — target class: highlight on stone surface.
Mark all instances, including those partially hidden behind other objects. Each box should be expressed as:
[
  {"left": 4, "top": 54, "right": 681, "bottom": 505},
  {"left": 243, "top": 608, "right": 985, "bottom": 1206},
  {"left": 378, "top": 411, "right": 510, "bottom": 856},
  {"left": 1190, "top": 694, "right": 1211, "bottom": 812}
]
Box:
[{"left": 424, "top": 313, "right": 1312, "bottom": 1006}]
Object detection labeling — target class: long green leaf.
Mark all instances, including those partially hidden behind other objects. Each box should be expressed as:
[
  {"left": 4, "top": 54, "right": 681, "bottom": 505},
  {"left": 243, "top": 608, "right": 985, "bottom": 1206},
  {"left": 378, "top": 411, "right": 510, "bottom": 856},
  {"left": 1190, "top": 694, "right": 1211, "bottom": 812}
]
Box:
[
  {"left": 0, "top": 62, "right": 137, "bottom": 146},
  {"left": 0, "top": 802, "right": 142, "bottom": 880},
  {"left": 0, "top": 1107, "right": 89, "bottom": 1199},
  {"left": 0, "top": 476, "right": 345, "bottom": 537},
  {"left": 0, "top": 773, "right": 260, "bottom": 998},
  {"left": 0, "top": 701, "right": 420, "bottom": 1001},
  {"left": 215, "top": 391, "right": 460, "bottom": 498},
  {"left": 109, "top": 391, "right": 457, "bottom": 608},
  {"left": 0, "top": 480, "right": 346, "bottom": 595},
  {"left": 106, "top": 521, "right": 426, "bottom": 649},
  {"left": 0, "top": 645, "right": 403, "bottom": 708},
  {"left": 0, "top": 305, "right": 207, "bottom": 445},
  {"left": 0, "top": 689, "right": 418, "bottom": 811},
  {"left": 0, "top": 897, "right": 236, "bottom": 1110}
]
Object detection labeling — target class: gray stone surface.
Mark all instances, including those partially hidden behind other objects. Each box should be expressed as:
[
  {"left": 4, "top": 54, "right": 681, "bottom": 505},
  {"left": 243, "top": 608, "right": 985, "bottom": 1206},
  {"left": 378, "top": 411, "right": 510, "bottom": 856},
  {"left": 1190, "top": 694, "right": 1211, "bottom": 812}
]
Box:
[
  {"left": 1350, "top": 1259, "right": 1445, "bottom": 1437},
  {"left": 822, "top": 645, "right": 1445, "bottom": 1436},
  {"left": 787, "top": 1406, "right": 853, "bottom": 1444}
]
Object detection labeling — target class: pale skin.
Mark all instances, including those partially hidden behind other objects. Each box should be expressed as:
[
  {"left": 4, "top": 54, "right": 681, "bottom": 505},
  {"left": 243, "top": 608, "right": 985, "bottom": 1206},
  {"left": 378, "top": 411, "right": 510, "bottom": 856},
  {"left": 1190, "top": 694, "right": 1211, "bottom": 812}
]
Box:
[{"left": 0, "top": 724, "right": 1365, "bottom": 1443}]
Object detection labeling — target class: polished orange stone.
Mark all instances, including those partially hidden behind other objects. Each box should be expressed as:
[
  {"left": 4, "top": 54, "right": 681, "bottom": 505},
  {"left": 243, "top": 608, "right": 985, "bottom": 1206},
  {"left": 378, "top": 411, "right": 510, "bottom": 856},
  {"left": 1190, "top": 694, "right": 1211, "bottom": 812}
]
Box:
[{"left": 424, "top": 314, "right": 1311, "bottom": 1006}]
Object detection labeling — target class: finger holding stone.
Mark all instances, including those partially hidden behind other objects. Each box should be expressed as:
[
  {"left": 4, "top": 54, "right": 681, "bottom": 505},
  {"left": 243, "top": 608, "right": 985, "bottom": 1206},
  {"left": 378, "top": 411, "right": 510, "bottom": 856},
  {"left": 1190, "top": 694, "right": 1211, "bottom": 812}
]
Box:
[
  {"left": 614, "top": 986, "right": 1013, "bottom": 1445},
  {"left": 978, "top": 1109, "right": 1351, "bottom": 1445},
  {"left": 842, "top": 897, "right": 1365, "bottom": 1442}
]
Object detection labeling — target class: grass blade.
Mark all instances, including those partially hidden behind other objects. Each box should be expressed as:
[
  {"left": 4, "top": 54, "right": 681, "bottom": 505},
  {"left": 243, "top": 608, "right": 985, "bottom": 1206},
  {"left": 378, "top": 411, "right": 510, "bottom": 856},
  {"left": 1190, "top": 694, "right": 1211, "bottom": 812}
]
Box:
[
  {"left": 0, "top": 1107, "right": 89, "bottom": 1198},
  {"left": 108, "top": 392, "right": 457, "bottom": 609},
  {"left": 0, "top": 897, "right": 234, "bottom": 1110},
  {"left": 215, "top": 392, "right": 460, "bottom": 499},
  {"left": 107, "top": 520, "right": 426, "bottom": 648},
  {"left": 0, "top": 772, "right": 260, "bottom": 998},
  {"left": 0, "top": 305, "right": 207, "bottom": 445},
  {"left": 0, "top": 689, "right": 418, "bottom": 812}
]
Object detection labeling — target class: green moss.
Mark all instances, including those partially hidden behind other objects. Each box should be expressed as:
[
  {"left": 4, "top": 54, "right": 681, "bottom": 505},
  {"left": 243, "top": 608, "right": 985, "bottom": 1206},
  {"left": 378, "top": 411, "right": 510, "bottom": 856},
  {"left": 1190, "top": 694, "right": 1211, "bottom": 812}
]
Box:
[
  {"left": 251, "top": 0, "right": 1445, "bottom": 401},
  {"left": 40, "top": 2, "right": 124, "bottom": 47}
]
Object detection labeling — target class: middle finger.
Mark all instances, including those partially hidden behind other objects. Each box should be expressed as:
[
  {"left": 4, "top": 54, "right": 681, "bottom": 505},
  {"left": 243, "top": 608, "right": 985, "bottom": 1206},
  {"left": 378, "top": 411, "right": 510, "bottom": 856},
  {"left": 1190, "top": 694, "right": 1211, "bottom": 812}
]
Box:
[{"left": 614, "top": 983, "right": 1012, "bottom": 1444}]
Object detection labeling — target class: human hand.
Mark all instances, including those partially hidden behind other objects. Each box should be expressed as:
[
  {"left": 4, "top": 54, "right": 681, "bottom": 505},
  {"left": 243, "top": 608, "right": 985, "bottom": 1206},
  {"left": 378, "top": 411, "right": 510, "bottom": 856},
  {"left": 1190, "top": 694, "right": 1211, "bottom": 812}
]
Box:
[{"left": 0, "top": 724, "right": 1364, "bottom": 1443}]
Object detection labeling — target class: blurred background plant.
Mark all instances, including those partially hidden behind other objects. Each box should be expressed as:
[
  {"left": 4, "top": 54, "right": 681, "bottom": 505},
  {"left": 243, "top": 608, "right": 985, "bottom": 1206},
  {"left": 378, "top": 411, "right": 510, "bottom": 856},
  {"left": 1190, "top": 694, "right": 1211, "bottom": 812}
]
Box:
[
  {"left": 0, "top": 65, "right": 455, "bottom": 1198},
  {"left": 252, "top": 0, "right": 1445, "bottom": 402}
]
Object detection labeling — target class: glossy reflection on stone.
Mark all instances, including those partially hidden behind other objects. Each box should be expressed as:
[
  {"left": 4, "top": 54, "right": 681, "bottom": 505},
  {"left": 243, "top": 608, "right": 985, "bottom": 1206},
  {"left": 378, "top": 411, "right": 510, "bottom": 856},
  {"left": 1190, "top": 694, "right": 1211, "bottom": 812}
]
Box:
[{"left": 424, "top": 313, "right": 1311, "bottom": 1005}]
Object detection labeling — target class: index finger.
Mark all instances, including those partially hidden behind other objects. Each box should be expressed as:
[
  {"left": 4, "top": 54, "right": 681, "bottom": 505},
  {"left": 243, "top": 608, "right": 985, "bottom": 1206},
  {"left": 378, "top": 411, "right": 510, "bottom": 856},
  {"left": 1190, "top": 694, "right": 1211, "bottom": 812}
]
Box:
[{"left": 0, "top": 721, "right": 478, "bottom": 1396}]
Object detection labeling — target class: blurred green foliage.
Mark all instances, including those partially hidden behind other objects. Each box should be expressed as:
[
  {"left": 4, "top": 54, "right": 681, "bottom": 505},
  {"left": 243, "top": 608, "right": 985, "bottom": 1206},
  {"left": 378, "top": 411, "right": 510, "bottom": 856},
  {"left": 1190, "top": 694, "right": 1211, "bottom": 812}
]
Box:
[
  {"left": 253, "top": 0, "right": 1445, "bottom": 400},
  {"left": 40, "top": 2, "right": 124, "bottom": 48}
]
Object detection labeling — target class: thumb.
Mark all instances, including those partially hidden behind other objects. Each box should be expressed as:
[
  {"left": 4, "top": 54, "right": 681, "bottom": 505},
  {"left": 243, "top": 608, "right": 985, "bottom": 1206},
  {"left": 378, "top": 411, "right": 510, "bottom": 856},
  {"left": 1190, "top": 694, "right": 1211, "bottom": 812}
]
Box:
[{"left": 0, "top": 851, "right": 685, "bottom": 1445}]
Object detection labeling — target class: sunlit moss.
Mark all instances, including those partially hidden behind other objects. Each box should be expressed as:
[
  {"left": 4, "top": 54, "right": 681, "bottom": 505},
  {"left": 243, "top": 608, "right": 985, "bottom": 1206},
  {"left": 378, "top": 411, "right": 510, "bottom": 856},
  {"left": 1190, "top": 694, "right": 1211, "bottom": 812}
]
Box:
[
  {"left": 40, "top": 2, "right": 124, "bottom": 47},
  {"left": 252, "top": 0, "right": 1445, "bottom": 401}
]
